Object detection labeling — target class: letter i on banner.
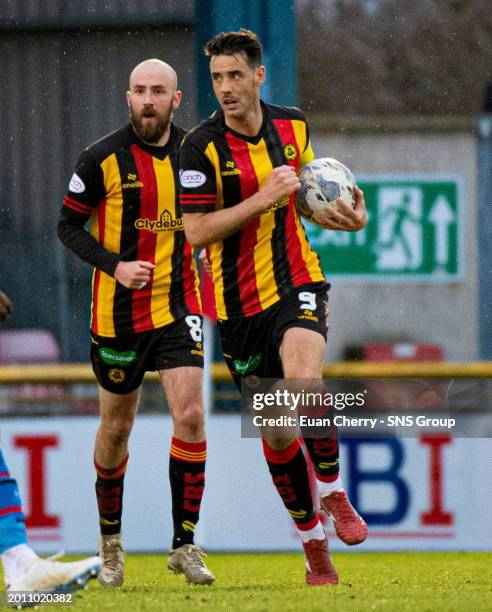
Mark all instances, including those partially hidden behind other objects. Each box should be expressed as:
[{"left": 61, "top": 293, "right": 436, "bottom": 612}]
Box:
[{"left": 13, "top": 435, "right": 60, "bottom": 529}]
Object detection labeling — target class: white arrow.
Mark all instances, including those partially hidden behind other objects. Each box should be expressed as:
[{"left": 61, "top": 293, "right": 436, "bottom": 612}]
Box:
[{"left": 428, "top": 195, "right": 455, "bottom": 267}]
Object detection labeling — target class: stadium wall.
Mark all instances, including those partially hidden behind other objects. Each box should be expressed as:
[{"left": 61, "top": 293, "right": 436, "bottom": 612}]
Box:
[
  {"left": 309, "top": 124, "right": 478, "bottom": 362},
  {"left": 0, "top": 21, "right": 195, "bottom": 361},
  {"left": 1, "top": 415, "right": 490, "bottom": 553}
]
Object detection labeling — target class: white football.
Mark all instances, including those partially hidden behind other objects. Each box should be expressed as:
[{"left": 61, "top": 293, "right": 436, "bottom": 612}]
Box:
[{"left": 296, "top": 157, "right": 356, "bottom": 226}]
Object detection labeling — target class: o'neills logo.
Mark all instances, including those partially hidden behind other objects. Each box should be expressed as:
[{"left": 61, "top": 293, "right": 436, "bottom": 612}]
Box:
[{"left": 135, "top": 209, "right": 184, "bottom": 232}]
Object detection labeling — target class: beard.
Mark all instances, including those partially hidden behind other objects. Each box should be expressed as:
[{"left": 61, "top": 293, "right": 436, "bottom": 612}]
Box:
[{"left": 129, "top": 103, "right": 172, "bottom": 144}]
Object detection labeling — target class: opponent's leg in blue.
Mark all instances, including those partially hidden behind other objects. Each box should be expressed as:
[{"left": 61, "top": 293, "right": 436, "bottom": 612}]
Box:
[{"left": 0, "top": 450, "right": 27, "bottom": 554}]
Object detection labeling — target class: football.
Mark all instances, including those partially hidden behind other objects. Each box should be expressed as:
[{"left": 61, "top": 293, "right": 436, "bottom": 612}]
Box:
[{"left": 296, "top": 157, "right": 356, "bottom": 226}]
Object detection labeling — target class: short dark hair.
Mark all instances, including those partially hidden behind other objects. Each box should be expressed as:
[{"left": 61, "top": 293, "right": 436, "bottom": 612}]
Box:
[{"left": 204, "top": 29, "right": 263, "bottom": 68}]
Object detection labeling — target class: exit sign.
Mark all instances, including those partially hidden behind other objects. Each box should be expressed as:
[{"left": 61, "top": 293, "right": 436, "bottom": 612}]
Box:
[{"left": 304, "top": 175, "right": 463, "bottom": 281}]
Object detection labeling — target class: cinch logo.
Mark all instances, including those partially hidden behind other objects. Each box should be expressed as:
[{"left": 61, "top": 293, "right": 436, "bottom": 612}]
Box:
[
  {"left": 221, "top": 160, "right": 241, "bottom": 177},
  {"left": 135, "top": 210, "right": 184, "bottom": 232},
  {"left": 179, "top": 169, "right": 206, "bottom": 188}
]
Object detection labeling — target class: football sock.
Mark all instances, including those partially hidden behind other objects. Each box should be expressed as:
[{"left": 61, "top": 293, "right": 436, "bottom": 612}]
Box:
[
  {"left": 318, "top": 475, "right": 344, "bottom": 498},
  {"left": 302, "top": 430, "right": 340, "bottom": 485},
  {"left": 169, "top": 437, "right": 206, "bottom": 550},
  {"left": 262, "top": 438, "right": 318, "bottom": 530},
  {"left": 297, "top": 520, "right": 326, "bottom": 543},
  {"left": 94, "top": 454, "right": 128, "bottom": 536}
]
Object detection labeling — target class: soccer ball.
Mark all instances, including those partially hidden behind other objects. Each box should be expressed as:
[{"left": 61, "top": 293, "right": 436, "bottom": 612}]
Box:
[{"left": 296, "top": 157, "right": 356, "bottom": 226}]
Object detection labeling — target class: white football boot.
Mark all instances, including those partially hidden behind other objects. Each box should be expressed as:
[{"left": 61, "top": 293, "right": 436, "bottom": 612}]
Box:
[{"left": 8, "top": 554, "right": 100, "bottom": 594}]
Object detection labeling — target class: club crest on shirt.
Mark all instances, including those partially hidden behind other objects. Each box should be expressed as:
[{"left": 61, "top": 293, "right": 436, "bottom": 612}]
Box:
[{"left": 283, "top": 144, "right": 298, "bottom": 161}]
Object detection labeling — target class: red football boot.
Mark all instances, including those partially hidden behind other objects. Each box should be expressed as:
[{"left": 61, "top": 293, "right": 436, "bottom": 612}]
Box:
[
  {"left": 321, "top": 490, "right": 368, "bottom": 545},
  {"left": 302, "top": 537, "right": 339, "bottom": 586}
]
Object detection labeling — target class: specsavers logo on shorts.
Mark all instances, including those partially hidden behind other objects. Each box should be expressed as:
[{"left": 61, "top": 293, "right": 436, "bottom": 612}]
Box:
[
  {"left": 179, "top": 169, "right": 206, "bottom": 188},
  {"left": 99, "top": 347, "right": 137, "bottom": 366},
  {"left": 233, "top": 353, "right": 263, "bottom": 375},
  {"left": 135, "top": 209, "right": 184, "bottom": 232}
]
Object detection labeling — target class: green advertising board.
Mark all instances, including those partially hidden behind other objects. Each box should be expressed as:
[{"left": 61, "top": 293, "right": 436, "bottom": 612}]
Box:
[{"left": 304, "top": 175, "right": 463, "bottom": 281}]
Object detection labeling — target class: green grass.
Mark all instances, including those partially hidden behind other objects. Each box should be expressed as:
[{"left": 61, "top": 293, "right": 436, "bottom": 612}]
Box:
[{"left": 6, "top": 552, "right": 492, "bottom": 611}]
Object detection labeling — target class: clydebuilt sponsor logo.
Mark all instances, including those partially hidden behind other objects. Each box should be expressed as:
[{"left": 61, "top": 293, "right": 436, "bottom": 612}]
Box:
[
  {"left": 99, "top": 347, "right": 137, "bottom": 366},
  {"left": 179, "top": 169, "right": 206, "bottom": 188},
  {"left": 135, "top": 210, "right": 184, "bottom": 232}
]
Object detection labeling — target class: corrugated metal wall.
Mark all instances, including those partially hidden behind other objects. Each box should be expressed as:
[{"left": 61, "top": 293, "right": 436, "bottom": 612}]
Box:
[
  {"left": 1, "top": 8, "right": 195, "bottom": 360},
  {"left": 0, "top": 0, "right": 193, "bottom": 28}
]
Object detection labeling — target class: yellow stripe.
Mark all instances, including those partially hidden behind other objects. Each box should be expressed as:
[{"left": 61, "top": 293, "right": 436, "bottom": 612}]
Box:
[
  {"left": 170, "top": 444, "right": 207, "bottom": 456},
  {"left": 170, "top": 447, "right": 207, "bottom": 459},
  {"left": 247, "top": 140, "right": 279, "bottom": 310},
  {"left": 170, "top": 446, "right": 207, "bottom": 460},
  {"left": 286, "top": 126, "right": 324, "bottom": 282},
  {"left": 170, "top": 453, "right": 207, "bottom": 463},
  {"left": 182, "top": 520, "right": 196, "bottom": 533},
  {"left": 170, "top": 451, "right": 207, "bottom": 463},
  {"left": 150, "top": 156, "right": 175, "bottom": 328},
  {"left": 204, "top": 142, "right": 227, "bottom": 318},
  {"left": 205, "top": 142, "right": 223, "bottom": 211},
  {"left": 88, "top": 213, "right": 99, "bottom": 331},
  {"left": 88, "top": 154, "right": 123, "bottom": 337},
  {"left": 291, "top": 120, "right": 315, "bottom": 166},
  {"left": 294, "top": 213, "right": 325, "bottom": 282},
  {"left": 288, "top": 509, "right": 308, "bottom": 519}
]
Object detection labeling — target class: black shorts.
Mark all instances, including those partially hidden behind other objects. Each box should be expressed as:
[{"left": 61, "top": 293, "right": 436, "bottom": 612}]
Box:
[
  {"left": 218, "top": 283, "right": 329, "bottom": 390},
  {"left": 90, "top": 315, "right": 204, "bottom": 394}
]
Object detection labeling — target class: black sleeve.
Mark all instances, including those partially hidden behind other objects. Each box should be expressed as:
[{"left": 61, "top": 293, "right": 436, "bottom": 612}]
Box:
[
  {"left": 57, "top": 209, "right": 120, "bottom": 276},
  {"left": 58, "top": 149, "right": 120, "bottom": 275}
]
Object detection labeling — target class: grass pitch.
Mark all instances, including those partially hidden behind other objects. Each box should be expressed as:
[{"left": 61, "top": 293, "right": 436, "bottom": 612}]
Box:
[{"left": 8, "top": 552, "right": 492, "bottom": 611}]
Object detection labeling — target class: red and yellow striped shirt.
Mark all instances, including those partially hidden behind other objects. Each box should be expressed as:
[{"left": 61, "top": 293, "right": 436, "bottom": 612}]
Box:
[
  {"left": 179, "top": 103, "right": 324, "bottom": 320},
  {"left": 62, "top": 124, "right": 201, "bottom": 337}
]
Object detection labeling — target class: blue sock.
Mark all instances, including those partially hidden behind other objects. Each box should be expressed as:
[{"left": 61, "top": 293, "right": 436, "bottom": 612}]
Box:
[{"left": 0, "top": 451, "right": 27, "bottom": 554}]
